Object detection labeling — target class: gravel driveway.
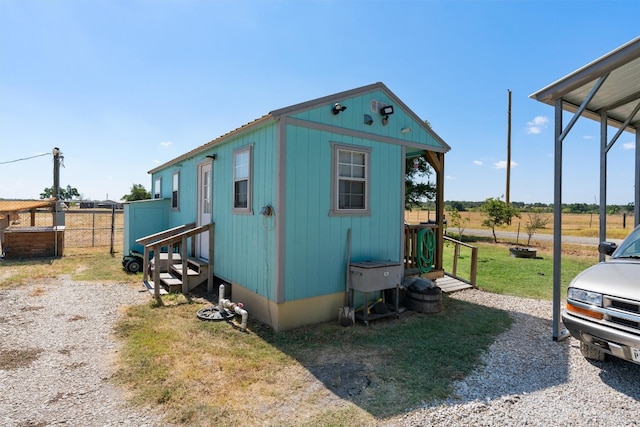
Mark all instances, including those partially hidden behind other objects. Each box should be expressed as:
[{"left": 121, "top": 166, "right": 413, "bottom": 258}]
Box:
[{"left": 1, "top": 278, "right": 638, "bottom": 426}]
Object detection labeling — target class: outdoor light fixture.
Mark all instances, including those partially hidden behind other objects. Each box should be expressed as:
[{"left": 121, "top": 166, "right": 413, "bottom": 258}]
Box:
[
  {"left": 205, "top": 154, "right": 217, "bottom": 160},
  {"left": 363, "top": 114, "right": 373, "bottom": 125},
  {"left": 379, "top": 105, "right": 394, "bottom": 116},
  {"left": 380, "top": 105, "right": 394, "bottom": 126},
  {"left": 332, "top": 103, "right": 347, "bottom": 115}
]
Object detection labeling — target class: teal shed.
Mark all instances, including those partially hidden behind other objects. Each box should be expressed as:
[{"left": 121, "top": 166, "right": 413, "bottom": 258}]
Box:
[{"left": 125, "top": 82, "right": 451, "bottom": 331}]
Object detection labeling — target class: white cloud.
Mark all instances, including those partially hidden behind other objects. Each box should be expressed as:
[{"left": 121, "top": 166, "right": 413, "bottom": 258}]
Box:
[
  {"left": 160, "top": 141, "right": 173, "bottom": 147},
  {"left": 494, "top": 160, "right": 518, "bottom": 169},
  {"left": 623, "top": 141, "right": 636, "bottom": 150},
  {"left": 583, "top": 135, "right": 594, "bottom": 140},
  {"left": 526, "top": 116, "right": 549, "bottom": 134},
  {"left": 445, "top": 175, "right": 454, "bottom": 180},
  {"left": 473, "top": 160, "right": 483, "bottom": 166}
]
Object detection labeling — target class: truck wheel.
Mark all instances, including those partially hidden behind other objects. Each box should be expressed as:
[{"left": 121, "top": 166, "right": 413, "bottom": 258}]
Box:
[
  {"left": 580, "top": 341, "right": 606, "bottom": 361},
  {"left": 126, "top": 258, "right": 142, "bottom": 273}
]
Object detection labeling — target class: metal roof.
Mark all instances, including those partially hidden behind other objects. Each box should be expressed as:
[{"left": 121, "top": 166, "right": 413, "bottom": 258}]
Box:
[
  {"left": 148, "top": 82, "right": 450, "bottom": 174},
  {"left": 530, "top": 36, "right": 640, "bottom": 133},
  {"left": 0, "top": 199, "right": 56, "bottom": 214},
  {"left": 530, "top": 37, "right": 640, "bottom": 342}
]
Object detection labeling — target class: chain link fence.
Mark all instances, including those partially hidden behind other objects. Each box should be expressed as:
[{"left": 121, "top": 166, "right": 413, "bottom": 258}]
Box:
[{"left": 15, "top": 208, "right": 124, "bottom": 251}]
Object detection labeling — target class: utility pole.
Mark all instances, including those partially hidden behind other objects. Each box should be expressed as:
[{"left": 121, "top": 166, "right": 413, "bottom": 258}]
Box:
[
  {"left": 506, "top": 89, "right": 512, "bottom": 206},
  {"left": 52, "top": 147, "right": 65, "bottom": 227},
  {"left": 53, "top": 147, "right": 61, "bottom": 202}
]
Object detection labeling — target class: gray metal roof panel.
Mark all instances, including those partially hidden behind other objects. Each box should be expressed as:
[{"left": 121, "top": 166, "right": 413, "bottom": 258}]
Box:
[{"left": 530, "top": 36, "right": 640, "bottom": 132}]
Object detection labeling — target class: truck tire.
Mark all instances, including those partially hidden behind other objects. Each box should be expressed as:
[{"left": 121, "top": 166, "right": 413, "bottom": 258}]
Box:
[{"left": 580, "top": 341, "right": 606, "bottom": 361}]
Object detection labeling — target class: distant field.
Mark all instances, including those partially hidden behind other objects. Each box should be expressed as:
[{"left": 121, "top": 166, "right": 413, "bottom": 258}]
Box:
[
  {"left": 10, "top": 208, "right": 635, "bottom": 250},
  {"left": 405, "top": 210, "right": 635, "bottom": 240}
]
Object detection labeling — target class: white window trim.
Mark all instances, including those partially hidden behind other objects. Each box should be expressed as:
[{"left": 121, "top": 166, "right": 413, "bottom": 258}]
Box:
[
  {"left": 330, "top": 142, "right": 371, "bottom": 216},
  {"left": 154, "top": 177, "right": 162, "bottom": 199},
  {"left": 172, "top": 171, "right": 180, "bottom": 210},
  {"left": 233, "top": 145, "right": 253, "bottom": 214}
]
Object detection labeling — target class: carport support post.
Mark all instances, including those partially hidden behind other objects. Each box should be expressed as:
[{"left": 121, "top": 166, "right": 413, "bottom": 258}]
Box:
[
  {"left": 636, "top": 130, "right": 640, "bottom": 227},
  {"left": 552, "top": 99, "right": 565, "bottom": 342},
  {"left": 599, "top": 113, "right": 608, "bottom": 262}
]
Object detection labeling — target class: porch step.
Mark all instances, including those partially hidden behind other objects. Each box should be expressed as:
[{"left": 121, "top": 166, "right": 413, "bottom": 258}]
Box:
[
  {"left": 159, "top": 272, "right": 183, "bottom": 293},
  {"left": 436, "top": 275, "right": 474, "bottom": 293},
  {"left": 143, "top": 280, "right": 168, "bottom": 295},
  {"left": 171, "top": 264, "right": 200, "bottom": 276},
  {"left": 150, "top": 252, "right": 182, "bottom": 273},
  {"left": 173, "top": 258, "right": 208, "bottom": 290}
]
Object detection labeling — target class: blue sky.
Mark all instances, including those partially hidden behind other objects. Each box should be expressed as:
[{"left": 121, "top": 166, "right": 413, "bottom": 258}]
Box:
[{"left": 1, "top": 0, "right": 638, "bottom": 204}]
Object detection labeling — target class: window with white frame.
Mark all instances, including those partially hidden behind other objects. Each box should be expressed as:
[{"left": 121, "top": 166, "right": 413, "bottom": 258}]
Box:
[
  {"left": 154, "top": 177, "right": 161, "bottom": 199},
  {"left": 332, "top": 143, "right": 370, "bottom": 214},
  {"left": 233, "top": 146, "right": 252, "bottom": 212},
  {"left": 172, "top": 171, "right": 180, "bottom": 209},
  {"left": 203, "top": 169, "right": 211, "bottom": 214}
]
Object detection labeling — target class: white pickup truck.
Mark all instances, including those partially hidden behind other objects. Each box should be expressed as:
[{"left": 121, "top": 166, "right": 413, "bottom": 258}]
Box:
[{"left": 562, "top": 224, "right": 640, "bottom": 365}]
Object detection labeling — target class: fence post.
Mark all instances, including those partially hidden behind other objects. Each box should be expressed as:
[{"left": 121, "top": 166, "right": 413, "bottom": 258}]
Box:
[{"left": 110, "top": 206, "right": 115, "bottom": 254}]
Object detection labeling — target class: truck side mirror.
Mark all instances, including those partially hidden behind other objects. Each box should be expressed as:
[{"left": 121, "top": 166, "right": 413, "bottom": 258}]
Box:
[{"left": 598, "top": 242, "right": 617, "bottom": 256}]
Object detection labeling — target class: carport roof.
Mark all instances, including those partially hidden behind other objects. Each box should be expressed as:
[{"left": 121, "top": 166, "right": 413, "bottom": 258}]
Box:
[
  {"left": 0, "top": 199, "right": 56, "bottom": 214},
  {"left": 530, "top": 36, "right": 640, "bottom": 132}
]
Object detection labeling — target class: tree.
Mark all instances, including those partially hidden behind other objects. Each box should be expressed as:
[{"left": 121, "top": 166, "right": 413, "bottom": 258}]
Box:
[
  {"left": 405, "top": 120, "right": 437, "bottom": 211},
  {"left": 480, "top": 197, "right": 520, "bottom": 243},
  {"left": 448, "top": 208, "right": 470, "bottom": 240},
  {"left": 40, "top": 185, "right": 80, "bottom": 200},
  {"left": 122, "top": 184, "right": 151, "bottom": 201},
  {"left": 524, "top": 209, "right": 549, "bottom": 246},
  {"left": 405, "top": 155, "right": 435, "bottom": 210}
]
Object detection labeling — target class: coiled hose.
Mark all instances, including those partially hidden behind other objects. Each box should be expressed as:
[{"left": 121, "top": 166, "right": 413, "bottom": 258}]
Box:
[{"left": 417, "top": 227, "right": 436, "bottom": 274}]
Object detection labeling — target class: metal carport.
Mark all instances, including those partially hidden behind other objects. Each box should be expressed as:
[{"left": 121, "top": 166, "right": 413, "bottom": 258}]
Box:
[{"left": 530, "top": 36, "right": 640, "bottom": 341}]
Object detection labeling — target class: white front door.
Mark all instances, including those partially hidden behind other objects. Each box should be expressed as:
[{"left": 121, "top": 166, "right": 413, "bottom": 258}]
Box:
[{"left": 197, "top": 161, "right": 212, "bottom": 260}]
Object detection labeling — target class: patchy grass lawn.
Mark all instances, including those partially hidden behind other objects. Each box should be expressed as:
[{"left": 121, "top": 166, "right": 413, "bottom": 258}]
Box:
[
  {"left": 112, "top": 293, "right": 511, "bottom": 426},
  {"left": 0, "top": 247, "right": 139, "bottom": 290},
  {"left": 1, "top": 237, "right": 602, "bottom": 426}
]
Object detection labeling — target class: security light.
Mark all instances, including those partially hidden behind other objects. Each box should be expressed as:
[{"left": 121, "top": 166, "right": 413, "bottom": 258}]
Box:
[
  {"left": 379, "top": 105, "right": 394, "bottom": 116},
  {"left": 332, "top": 103, "right": 347, "bottom": 115}
]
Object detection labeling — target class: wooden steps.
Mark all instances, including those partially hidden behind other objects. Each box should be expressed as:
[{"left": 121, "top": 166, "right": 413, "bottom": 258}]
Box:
[
  {"left": 143, "top": 280, "right": 168, "bottom": 295},
  {"left": 146, "top": 257, "right": 209, "bottom": 294}
]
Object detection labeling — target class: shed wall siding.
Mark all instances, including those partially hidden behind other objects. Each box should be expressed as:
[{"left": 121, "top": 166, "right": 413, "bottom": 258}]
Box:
[
  {"left": 283, "top": 124, "right": 403, "bottom": 302},
  {"left": 209, "top": 125, "right": 277, "bottom": 298}
]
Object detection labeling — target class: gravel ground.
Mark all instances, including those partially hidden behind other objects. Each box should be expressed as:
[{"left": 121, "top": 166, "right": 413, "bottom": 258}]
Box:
[
  {"left": 0, "top": 277, "right": 167, "bottom": 427},
  {"left": 1, "top": 278, "right": 638, "bottom": 427},
  {"left": 383, "top": 290, "right": 640, "bottom": 427}
]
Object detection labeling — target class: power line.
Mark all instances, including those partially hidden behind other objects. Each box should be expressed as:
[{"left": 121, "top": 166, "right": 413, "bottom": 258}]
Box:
[{"left": 0, "top": 152, "right": 51, "bottom": 165}]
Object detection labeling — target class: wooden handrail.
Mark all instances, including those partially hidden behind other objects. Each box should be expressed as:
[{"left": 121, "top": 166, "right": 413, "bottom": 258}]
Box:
[
  {"left": 139, "top": 223, "right": 214, "bottom": 297},
  {"left": 443, "top": 235, "right": 478, "bottom": 287},
  {"left": 144, "top": 224, "right": 210, "bottom": 249},
  {"left": 136, "top": 223, "right": 195, "bottom": 246}
]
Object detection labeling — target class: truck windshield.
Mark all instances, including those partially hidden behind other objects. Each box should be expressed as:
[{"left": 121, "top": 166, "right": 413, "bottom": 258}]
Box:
[{"left": 612, "top": 226, "right": 640, "bottom": 259}]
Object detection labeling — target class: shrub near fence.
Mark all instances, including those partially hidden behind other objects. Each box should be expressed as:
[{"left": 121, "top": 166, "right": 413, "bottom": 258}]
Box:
[{"left": 15, "top": 209, "right": 124, "bottom": 250}]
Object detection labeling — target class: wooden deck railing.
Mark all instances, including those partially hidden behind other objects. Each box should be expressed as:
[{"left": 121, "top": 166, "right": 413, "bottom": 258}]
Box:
[{"left": 443, "top": 235, "right": 478, "bottom": 287}]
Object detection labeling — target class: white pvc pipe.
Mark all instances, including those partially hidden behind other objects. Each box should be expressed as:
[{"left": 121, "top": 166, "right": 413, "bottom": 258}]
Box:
[
  {"left": 218, "top": 284, "right": 225, "bottom": 307},
  {"left": 218, "top": 284, "right": 248, "bottom": 331}
]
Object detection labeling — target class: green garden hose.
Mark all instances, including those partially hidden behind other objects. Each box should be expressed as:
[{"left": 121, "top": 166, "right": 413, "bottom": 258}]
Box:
[{"left": 417, "top": 227, "right": 436, "bottom": 274}]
